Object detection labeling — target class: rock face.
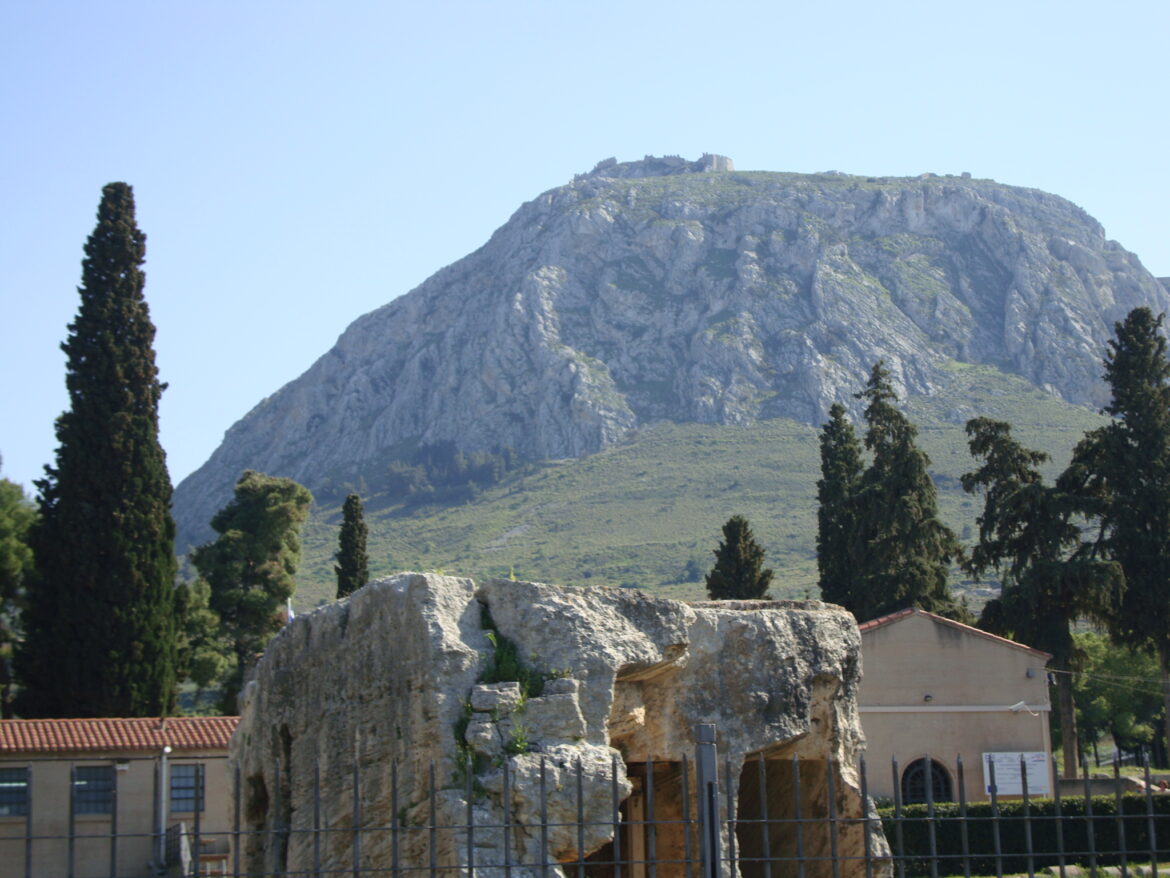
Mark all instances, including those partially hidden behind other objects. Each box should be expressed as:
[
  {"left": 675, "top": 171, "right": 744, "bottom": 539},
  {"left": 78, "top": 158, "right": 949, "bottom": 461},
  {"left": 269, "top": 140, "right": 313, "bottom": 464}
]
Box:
[
  {"left": 231, "top": 572, "right": 882, "bottom": 877},
  {"left": 175, "top": 156, "right": 1170, "bottom": 544}
]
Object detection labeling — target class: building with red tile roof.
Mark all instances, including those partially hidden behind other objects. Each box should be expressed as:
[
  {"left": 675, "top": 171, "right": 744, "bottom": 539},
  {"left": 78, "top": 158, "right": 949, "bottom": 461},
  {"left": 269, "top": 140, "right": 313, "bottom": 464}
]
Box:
[
  {"left": 857, "top": 607, "right": 1052, "bottom": 804},
  {"left": 0, "top": 716, "right": 238, "bottom": 877},
  {"left": 0, "top": 715, "right": 237, "bottom": 755}
]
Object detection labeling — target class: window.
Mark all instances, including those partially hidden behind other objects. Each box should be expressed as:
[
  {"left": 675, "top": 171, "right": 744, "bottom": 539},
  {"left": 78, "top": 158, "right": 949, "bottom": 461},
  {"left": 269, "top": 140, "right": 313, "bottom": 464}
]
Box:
[
  {"left": 74, "top": 765, "right": 114, "bottom": 815},
  {"left": 901, "top": 758, "right": 953, "bottom": 804},
  {"left": 0, "top": 767, "right": 29, "bottom": 816},
  {"left": 170, "top": 764, "right": 204, "bottom": 813}
]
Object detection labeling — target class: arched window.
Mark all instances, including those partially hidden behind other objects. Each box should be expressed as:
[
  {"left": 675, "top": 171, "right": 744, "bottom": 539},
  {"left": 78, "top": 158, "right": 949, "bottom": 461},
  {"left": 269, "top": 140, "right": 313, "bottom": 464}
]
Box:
[{"left": 901, "top": 758, "right": 953, "bottom": 804}]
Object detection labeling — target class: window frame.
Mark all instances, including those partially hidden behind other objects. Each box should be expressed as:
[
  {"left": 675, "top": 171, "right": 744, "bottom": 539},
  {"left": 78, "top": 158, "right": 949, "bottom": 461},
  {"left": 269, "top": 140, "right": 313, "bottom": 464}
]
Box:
[
  {"left": 170, "top": 763, "right": 205, "bottom": 813},
  {"left": 0, "top": 766, "right": 30, "bottom": 817},
  {"left": 73, "top": 764, "right": 115, "bottom": 816}
]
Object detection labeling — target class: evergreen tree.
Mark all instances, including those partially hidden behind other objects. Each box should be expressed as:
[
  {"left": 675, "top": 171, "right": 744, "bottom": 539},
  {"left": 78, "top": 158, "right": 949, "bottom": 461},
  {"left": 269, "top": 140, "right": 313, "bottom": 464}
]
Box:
[
  {"left": 174, "top": 577, "right": 228, "bottom": 709},
  {"left": 962, "top": 417, "right": 1121, "bottom": 778},
  {"left": 0, "top": 464, "right": 36, "bottom": 718},
  {"left": 845, "top": 362, "right": 963, "bottom": 621},
  {"left": 15, "top": 184, "right": 177, "bottom": 718},
  {"left": 1065, "top": 308, "right": 1170, "bottom": 762},
  {"left": 705, "top": 514, "right": 773, "bottom": 600},
  {"left": 817, "top": 403, "right": 864, "bottom": 609},
  {"left": 335, "top": 493, "right": 369, "bottom": 599},
  {"left": 192, "top": 470, "right": 312, "bottom": 714}
]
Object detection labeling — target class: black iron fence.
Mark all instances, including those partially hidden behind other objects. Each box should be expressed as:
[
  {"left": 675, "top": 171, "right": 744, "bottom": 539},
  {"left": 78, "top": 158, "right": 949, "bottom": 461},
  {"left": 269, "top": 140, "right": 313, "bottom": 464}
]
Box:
[{"left": 2, "top": 727, "right": 1169, "bottom": 878}]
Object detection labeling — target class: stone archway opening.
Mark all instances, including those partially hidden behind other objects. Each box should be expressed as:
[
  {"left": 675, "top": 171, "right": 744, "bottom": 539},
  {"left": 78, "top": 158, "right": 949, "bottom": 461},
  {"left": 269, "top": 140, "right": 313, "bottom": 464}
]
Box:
[
  {"left": 582, "top": 760, "right": 692, "bottom": 878},
  {"left": 734, "top": 731, "right": 875, "bottom": 878}
]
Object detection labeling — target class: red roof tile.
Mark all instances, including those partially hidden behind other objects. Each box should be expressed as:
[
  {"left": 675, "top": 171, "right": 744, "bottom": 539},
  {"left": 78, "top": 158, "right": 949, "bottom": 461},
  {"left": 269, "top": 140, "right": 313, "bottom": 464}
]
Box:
[
  {"left": 0, "top": 716, "right": 238, "bottom": 754},
  {"left": 858, "top": 607, "right": 1052, "bottom": 659}
]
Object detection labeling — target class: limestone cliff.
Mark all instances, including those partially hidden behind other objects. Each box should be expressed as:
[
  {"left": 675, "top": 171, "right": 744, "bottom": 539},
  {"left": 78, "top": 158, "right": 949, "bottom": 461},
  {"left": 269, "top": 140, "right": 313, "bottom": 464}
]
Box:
[{"left": 174, "top": 157, "right": 1170, "bottom": 545}]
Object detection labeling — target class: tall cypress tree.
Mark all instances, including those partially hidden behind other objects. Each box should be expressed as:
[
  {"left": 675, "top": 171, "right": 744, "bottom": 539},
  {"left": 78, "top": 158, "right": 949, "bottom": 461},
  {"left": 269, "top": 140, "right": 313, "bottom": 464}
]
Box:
[
  {"left": 15, "top": 183, "right": 177, "bottom": 718},
  {"left": 705, "top": 514, "right": 773, "bottom": 600},
  {"left": 849, "top": 362, "right": 963, "bottom": 621},
  {"left": 817, "top": 403, "right": 864, "bottom": 609},
  {"left": 335, "top": 493, "right": 369, "bottom": 599},
  {"left": 1066, "top": 308, "right": 1170, "bottom": 762}
]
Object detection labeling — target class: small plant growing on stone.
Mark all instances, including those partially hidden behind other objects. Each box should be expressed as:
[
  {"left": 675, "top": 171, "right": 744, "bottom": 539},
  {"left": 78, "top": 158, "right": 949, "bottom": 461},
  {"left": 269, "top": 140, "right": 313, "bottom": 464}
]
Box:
[
  {"left": 480, "top": 606, "right": 544, "bottom": 698},
  {"left": 504, "top": 722, "right": 531, "bottom": 756}
]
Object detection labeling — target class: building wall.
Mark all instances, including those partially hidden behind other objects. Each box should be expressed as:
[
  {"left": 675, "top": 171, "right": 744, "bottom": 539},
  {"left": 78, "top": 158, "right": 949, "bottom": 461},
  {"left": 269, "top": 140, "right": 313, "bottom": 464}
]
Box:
[
  {"left": 0, "top": 750, "right": 230, "bottom": 878},
  {"left": 859, "top": 612, "right": 1052, "bottom": 803}
]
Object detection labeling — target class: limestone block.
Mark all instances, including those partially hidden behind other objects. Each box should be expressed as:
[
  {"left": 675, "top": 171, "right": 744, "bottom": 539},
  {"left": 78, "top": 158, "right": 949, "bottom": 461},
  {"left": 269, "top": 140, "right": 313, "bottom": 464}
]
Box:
[
  {"left": 464, "top": 717, "right": 499, "bottom": 758},
  {"left": 520, "top": 692, "right": 587, "bottom": 744},
  {"left": 470, "top": 681, "right": 523, "bottom": 714},
  {"left": 232, "top": 573, "right": 886, "bottom": 878}
]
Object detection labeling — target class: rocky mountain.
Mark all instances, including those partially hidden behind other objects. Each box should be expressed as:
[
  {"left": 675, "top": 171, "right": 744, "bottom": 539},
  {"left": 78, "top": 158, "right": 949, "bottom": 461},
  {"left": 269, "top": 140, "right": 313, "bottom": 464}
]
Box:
[{"left": 174, "top": 155, "right": 1170, "bottom": 547}]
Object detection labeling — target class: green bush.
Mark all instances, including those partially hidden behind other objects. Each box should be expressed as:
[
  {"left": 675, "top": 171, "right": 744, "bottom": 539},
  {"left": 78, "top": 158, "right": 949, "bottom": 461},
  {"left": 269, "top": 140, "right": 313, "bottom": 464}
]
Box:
[{"left": 878, "top": 795, "right": 1170, "bottom": 876}]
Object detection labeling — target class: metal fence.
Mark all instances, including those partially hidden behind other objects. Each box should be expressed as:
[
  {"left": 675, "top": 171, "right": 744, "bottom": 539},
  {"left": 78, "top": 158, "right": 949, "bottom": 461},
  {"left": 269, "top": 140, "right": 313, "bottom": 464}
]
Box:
[{"left": 3, "top": 727, "right": 1169, "bottom": 878}]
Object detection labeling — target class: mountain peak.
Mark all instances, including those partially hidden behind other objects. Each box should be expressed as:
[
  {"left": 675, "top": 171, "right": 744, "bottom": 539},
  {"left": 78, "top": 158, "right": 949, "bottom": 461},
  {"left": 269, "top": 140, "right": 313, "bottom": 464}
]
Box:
[{"left": 173, "top": 165, "right": 1170, "bottom": 548}]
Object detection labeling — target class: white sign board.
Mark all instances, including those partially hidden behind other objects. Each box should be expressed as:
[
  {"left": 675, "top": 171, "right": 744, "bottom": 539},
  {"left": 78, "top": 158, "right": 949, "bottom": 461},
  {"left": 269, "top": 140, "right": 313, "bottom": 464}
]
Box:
[{"left": 982, "top": 752, "right": 1050, "bottom": 796}]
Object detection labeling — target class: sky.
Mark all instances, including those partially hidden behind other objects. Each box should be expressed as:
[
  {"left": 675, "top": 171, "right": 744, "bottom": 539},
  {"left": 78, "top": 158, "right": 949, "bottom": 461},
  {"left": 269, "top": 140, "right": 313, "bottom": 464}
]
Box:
[{"left": 1, "top": 0, "right": 1167, "bottom": 495}]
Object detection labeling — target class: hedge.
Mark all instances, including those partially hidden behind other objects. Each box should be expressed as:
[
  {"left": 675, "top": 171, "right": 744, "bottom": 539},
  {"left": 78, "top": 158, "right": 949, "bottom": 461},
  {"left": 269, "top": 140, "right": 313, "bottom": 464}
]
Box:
[{"left": 877, "top": 794, "right": 1170, "bottom": 876}]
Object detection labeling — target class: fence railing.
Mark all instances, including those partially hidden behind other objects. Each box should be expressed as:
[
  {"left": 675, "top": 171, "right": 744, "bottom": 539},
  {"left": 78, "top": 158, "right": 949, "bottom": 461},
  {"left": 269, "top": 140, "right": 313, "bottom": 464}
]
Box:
[{"left": 3, "top": 727, "right": 1169, "bottom": 878}]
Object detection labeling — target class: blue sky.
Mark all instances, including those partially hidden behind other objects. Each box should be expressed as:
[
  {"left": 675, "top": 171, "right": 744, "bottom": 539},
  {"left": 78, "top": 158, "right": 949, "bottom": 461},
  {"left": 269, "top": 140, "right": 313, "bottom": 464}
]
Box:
[{"left": 2, "top": 0, "right": 1167, "bottom": 495}]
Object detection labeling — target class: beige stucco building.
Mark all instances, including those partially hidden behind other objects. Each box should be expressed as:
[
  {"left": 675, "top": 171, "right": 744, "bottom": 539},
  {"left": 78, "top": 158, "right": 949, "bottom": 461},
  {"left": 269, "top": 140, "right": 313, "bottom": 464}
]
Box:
[
  {"left": 0, "top": 715, "right": 237, "bottom": 877},
  {"left": 858, "top": 608, "right": 1053, "bottom": 804}
]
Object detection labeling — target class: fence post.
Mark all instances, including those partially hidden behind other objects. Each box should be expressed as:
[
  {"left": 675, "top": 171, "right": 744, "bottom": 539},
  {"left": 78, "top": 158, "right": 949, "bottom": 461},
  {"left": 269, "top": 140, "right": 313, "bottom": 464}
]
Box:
[
  {"left": 1144, "top": 756, "right": 1158, "bottom": 878},
  {"left": 233, "top": 762, "right": 242, "bottom": 878},
  {"left": 23, "top": 767, "right": 32, "bottom": 878},
  {"left": 68, "top": 763, "right": 76, "bottom": 878},
  {"left": 109, "top": 761, "right": 119, "bottom": 878},
  {"left": 695, "top": 724, "right": 722, "bottom": 878}
]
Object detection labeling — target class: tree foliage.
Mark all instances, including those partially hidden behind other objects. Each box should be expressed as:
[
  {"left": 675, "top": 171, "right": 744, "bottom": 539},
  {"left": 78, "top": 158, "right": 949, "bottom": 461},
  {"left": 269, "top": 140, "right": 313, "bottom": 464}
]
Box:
[
  {"left": 1072, "top": 631, "right": 1163, "bottom": 763},
  {"left": 15, "top": 183, "right": 178, "bottom": 718},
  {"left": 962, "top": 417, "right": 1121, "bottom": 775},
  {"left": 192, "top": 470, "right": 312, "bottom": 713},
  {"left": 817, "top": 363, "right": 963, "bottom": 621},
  {"left": 174, "top": 576, "right": 228, "bottom": 707},
  {"left": 0, "top": 467, "right": 35, "bottom": 718},
  {"left": 384, "top": 442, "right": 524, "bottom": 506},
  {"left": 705, "top": 514, "right": 773, "bottom": 600},
  {"left": 817, "top": 403, "right": 864, "bottom": 609},
  {"left": 335, "top": 493, "right": 369, "bottom": 599},
  {"left": 1063, "top": 307, "right": 1170, "bottom": 760}
]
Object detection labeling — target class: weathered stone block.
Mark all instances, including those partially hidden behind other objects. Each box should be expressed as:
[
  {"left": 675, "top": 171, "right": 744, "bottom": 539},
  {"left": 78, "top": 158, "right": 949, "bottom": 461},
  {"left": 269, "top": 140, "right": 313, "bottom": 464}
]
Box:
[{"left": 231, "top": 573, "right": 887, "bottom": 877}]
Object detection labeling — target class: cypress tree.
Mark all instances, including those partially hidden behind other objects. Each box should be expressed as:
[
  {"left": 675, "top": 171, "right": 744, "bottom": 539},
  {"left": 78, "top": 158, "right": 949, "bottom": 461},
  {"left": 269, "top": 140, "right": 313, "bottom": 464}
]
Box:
[
  {"left": 1066, "top": 308, "right": 1170, "bottom": 762},
  {"left": 335, "top": 493, "right": 369, "bottom": 599},
  {"left": 192, "top": 470, "right": 312, "bottom": 714},
  {"left": 850, "top": 362, "right": 963, "bottom": 621},
  {"left": 15, "top": 183, "right": 178, "bottom": 718},
  {"left": 705, "top": 514, "right": 773, "bottom": 600},
  {"left": 817, "top": 403, "right": 864, "bottom": 609}
]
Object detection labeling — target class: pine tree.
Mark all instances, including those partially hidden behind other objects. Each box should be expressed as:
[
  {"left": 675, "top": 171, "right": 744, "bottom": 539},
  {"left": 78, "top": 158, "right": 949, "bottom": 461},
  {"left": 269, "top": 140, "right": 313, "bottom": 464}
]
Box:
[
  {"left": 845, "top": 362, "right": 963, "bottom": 621},
  {"left": 335, "top": 493, "right": 369, "bottom": 599},
  {"left": 15, "top": 183, "right": 178, "bottom": 718},
  {"left": 192, "top": 470, "right": 312, "bottom": 714},
  {"left": 705, "top": 515, "right": 773, "bottom": 600},
  {"left": 1066, "top": 308, "right": 1170, "bottom": 762},
  {"left": 817, "top": 403, "right": 864, "bottom": 609},
  {"left": 962, "top": 417, "right": 1121, "bottom": 778}
]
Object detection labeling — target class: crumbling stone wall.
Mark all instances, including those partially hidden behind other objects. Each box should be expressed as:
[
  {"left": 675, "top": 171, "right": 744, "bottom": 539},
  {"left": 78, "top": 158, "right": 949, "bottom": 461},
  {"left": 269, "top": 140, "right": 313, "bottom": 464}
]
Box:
[{"left": 231, "top": 573, "right": 887, "bottom": 876}]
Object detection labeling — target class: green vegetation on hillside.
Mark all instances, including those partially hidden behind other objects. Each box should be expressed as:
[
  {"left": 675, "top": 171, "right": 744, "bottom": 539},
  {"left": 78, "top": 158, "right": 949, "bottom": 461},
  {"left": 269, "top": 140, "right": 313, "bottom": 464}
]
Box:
[{"left": 290, "top": 362, "right": 1107, "bottom": 610}]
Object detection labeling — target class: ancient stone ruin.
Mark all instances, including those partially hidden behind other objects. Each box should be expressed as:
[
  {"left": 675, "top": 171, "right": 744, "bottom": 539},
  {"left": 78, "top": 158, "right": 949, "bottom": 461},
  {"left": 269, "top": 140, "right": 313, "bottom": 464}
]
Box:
[{"left": 231, "top": 573, "right": 887, "bottom": 876}]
